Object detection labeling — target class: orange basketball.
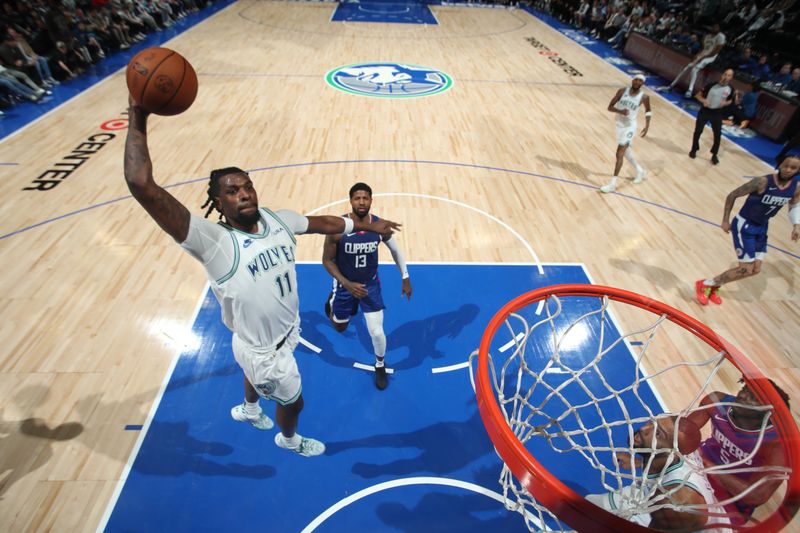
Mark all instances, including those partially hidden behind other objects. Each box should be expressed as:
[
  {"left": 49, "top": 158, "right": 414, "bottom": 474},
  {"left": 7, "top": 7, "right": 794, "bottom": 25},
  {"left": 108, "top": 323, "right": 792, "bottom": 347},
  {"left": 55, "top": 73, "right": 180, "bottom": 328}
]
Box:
[{"left": 126, "top": 47, "right": 198, "bottom": 116}]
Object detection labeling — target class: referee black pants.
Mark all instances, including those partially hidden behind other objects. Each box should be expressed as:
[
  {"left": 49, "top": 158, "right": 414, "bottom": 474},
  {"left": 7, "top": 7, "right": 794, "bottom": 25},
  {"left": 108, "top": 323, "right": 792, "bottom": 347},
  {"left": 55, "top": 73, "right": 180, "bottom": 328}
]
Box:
[{"left": 692, "top": 107, "right": 723, "bottom": 155}]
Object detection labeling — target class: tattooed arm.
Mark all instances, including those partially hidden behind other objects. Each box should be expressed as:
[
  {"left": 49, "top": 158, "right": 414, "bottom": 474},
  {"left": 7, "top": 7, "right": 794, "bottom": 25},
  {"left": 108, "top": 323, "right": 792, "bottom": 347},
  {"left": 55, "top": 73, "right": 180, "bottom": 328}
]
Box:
[
  {"left": 124, "top": 102, "right": 190, "bottom": 242},
  {"left": 721, "top": 176, "right": 766, "bottom": 233}
]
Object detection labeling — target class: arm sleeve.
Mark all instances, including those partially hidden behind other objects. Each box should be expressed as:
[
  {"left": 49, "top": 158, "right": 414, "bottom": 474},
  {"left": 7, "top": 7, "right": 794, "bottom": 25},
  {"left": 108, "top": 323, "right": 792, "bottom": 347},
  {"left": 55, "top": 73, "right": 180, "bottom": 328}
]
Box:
[
  {"left": 383, "top": 236, "right": 409, "bottom": 279},
  {"left": 275, "top": 209, "right": 310, "bottom": 235}
]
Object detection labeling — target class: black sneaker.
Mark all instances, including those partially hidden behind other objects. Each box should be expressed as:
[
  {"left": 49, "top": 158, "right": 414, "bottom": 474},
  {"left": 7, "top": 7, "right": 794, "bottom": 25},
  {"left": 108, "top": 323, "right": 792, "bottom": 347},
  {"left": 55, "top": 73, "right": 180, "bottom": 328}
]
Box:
[
  {"left": 324, "top": 292, "right": 332, "bottom": 318},
  {"left": 711, "top": 154, "right": 719, "bottom": 165},
  {"left": 689, "top": 150, "right": 696, "bottom": 159},
  {"left": 375, "top": 365, "right": 388, "bottom": 390}
]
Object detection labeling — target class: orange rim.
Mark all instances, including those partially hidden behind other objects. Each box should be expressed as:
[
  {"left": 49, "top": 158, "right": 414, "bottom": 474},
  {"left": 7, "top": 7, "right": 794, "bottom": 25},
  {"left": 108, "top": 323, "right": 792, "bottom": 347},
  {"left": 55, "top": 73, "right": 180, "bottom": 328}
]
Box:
[{"left": 475, "top": 284, "right": 800, "bottom": 532}]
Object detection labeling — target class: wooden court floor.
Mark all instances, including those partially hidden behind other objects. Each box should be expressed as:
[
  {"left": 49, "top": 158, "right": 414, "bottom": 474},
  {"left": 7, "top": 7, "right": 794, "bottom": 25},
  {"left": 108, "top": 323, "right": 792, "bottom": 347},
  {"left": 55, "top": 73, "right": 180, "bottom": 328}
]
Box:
[{"left": 0, "top": 1, "right": 798, "bottom": 531}]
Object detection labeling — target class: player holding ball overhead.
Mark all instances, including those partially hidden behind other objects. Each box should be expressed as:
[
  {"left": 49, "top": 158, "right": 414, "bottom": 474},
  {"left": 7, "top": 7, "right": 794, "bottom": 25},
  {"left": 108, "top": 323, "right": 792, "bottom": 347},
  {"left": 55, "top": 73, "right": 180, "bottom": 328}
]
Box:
[{"left": 123, "top": 53, "right": 402, "bottom": 456}]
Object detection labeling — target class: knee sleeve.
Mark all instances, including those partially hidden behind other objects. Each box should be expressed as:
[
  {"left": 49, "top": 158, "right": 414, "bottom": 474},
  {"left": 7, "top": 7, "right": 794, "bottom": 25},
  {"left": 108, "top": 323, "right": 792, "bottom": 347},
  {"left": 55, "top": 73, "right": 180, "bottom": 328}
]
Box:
[{"left": 364, "top": 310, "right": 386, "bottom": 358}]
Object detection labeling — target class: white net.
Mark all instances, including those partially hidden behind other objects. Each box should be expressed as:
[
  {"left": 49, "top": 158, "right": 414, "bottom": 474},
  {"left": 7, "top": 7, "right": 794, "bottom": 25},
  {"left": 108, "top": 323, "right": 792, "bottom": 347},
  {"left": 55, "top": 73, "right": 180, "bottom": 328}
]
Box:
[{"left": 470, "top": 291, "right": 792, "bottom": 532}]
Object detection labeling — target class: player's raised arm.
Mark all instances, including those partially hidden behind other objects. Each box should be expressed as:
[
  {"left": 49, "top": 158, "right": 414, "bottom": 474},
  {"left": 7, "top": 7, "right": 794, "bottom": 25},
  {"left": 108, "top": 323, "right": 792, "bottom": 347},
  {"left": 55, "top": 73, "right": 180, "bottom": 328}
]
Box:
[
  {"left": 306, "top": 215, "right": 401, "bottom": 237},
  {"left": 124, "top": 101, "right": 190, "bottom": 242},
  {"left": 721, "top": 176, "right": 766, "bottom": 232}
]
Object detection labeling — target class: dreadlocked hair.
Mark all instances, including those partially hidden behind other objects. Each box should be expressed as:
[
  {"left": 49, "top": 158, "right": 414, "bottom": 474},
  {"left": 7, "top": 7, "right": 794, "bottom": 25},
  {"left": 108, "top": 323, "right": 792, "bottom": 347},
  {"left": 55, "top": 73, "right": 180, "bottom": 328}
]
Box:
[
  {"left": 738, "top": 377, "right": 792, "bottom": 409},
  {"left": 201, "top": 166, "right": 249, "bottom": 221}
]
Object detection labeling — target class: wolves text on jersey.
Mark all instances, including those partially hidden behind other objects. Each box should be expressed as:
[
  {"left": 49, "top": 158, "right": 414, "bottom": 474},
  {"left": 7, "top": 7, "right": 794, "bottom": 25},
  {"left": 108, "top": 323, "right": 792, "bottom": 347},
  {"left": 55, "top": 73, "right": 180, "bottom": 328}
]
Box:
[{"left": 246, "top": 245, "right": 296, "bottom": 280}]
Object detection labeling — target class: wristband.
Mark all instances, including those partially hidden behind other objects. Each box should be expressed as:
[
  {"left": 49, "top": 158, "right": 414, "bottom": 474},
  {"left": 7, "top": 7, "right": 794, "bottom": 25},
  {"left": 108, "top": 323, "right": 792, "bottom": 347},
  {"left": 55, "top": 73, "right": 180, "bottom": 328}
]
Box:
[
  {"left": 342, "top": 216, "right": 354, "bottom": 234},
  {"left": 645, "top": 112, "right": 652, "bottom": 117}
]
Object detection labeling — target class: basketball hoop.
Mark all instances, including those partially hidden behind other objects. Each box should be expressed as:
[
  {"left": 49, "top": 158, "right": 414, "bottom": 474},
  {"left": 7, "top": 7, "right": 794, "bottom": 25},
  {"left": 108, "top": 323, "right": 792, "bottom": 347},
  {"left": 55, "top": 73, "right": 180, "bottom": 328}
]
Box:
[{"left": 471, "top": 284, "right": 800, "bottom": 532}]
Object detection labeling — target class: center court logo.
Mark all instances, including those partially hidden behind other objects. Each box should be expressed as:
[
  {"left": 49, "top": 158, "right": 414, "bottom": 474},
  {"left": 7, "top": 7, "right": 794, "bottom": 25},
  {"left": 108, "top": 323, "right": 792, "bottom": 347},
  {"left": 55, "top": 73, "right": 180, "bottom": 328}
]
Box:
[{"left": 326, "top": 62, "right": 452, "bottom": 98}]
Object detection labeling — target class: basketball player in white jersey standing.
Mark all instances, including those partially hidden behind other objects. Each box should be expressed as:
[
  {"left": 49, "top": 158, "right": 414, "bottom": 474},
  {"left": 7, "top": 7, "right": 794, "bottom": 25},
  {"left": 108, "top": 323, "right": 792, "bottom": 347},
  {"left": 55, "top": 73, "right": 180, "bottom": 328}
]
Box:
[
  {"left": 600, "top": 74, "right": 652, "bottom": 193},
  {"left": 123, "top": 98, "right": 400, "bottom": 457}
]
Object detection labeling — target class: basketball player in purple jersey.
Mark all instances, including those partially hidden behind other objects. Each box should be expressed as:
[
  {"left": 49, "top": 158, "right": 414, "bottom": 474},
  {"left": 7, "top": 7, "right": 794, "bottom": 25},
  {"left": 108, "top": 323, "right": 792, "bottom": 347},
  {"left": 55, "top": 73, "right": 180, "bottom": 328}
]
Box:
[
  {"left": 695, "top": 155, "right": 800, "bottom": 305},
  {"left": 688, "top": 379, "right": 790, "bottom": 524},
  {"left": 323, "top": 183, "right": 412, "bottom": 390}
]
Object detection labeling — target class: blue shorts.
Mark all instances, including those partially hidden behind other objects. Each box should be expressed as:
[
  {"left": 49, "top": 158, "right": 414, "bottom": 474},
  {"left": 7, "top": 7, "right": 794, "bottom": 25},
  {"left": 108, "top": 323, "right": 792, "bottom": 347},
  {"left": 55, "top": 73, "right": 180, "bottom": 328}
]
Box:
[
  {"left": 329, "top": 276, "right": 385, "bottom": 322},
  {"left": 731, "top": 214, "right": 767, "bottom": 262}
]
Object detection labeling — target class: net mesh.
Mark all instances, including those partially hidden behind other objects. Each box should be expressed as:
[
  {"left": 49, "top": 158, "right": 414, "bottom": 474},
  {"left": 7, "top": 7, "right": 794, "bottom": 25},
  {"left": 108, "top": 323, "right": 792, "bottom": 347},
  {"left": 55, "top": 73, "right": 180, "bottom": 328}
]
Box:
[{"left": 470, "top": 290, "right": 793, "bottom": 532}]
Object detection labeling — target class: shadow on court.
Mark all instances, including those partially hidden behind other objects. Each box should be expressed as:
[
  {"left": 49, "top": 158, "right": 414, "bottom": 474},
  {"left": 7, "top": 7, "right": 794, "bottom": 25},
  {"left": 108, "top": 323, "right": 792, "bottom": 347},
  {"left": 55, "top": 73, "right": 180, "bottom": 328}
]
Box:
[
  {"left": 132, "top": 421, "right": 276, "bottom": 479},
  {"left": 306, "top": 304, "right": 480, "bottom": 371},
  {"left": 325, "top": 407, "right": 490, "bottom": 478}
]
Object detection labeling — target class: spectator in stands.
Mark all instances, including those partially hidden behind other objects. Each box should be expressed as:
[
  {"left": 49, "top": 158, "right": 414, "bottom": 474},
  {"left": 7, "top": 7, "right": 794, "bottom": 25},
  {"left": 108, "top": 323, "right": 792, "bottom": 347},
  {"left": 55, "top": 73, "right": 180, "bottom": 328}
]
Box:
[
  {"left": 654, "top": 10, "right": 676, "bottom": 39},
  {"left": 786, "top": 67, "right": 800, "bottom": 93},
  {"left": 6, "top": 28, "right": 57, "bottom": 87},
  {"left": 771, "top": 63, "right": 793, "bottom": 87},
  {"left": 735, "top": 47, "right": 758, "bottom": 75},
  {"left": 722, "top": 82, "right": 758, "bottom": 129},
  {"left": 608, "top": 14, "right": 639, "bottom": 49},
  {"left": 0, "top": 64, "right": 48, "bottom": 101},
  {"left": 73, "top": 20, "right": 106, "bottom": 62},
  {"left": 659, "top": 22, "right": 726, "bottom": 98},
  {"left": 601, "top": 6, "right": 627, "bottom": 40},
  {"left": 573, "top": 0, "right": 590, "bottom": 29},
  {"left": 49, "top": 40, "right": 80, "bottom": 80},
  {"left": 588, "top": 0, "right": 607, "bottom": 37},
  {"left": 754, "top": 54, "right": 772, "bottom": 81}
]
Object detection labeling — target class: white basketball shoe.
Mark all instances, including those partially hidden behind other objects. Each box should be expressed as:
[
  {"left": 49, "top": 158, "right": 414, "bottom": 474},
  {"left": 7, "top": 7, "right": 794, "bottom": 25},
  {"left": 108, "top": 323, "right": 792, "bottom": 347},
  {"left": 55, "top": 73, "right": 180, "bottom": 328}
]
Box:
[
  {"left": 230, "top": 403, "right": 274, "bottom": 430},
  {"left": 633, "top": 167, "right": 646, "bottom": 184},
  {"left": 275, "top": 432, "right": 326, "bottom": 457}
]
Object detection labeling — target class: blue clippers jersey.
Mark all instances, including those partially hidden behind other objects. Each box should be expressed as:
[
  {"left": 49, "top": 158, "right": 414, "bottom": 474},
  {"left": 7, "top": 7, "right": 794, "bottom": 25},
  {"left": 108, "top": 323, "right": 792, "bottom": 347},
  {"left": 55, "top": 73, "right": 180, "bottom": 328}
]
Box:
[
  {"left": 739, "top": 174, "right": 798, "bottom": 226},
  {"left": 336, "top": 214, "right": 381, "bottom": 283}
]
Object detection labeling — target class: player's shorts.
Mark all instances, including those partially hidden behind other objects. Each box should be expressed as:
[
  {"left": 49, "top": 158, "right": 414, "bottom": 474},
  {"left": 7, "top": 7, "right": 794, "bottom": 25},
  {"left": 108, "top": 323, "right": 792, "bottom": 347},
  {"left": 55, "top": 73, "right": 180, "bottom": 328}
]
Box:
[
  {"left": 232, "top": 322, "right": 301, "bottom": 405},
  {"left": 329, "top": 276, "right": 385, "bottom": 323},
  {"left": 616, "top": 124, "right": 636, "bottom": 146},
  {"left": 731, "top": 214, "right": 767, "bottom": 262}
]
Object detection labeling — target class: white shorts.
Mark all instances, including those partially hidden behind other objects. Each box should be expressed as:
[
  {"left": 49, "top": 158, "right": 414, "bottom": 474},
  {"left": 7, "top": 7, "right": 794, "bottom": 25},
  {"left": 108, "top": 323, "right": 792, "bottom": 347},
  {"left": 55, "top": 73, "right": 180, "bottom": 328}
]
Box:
[
  {"left": 616, "top": 125, "right": 636, "bottom": 146},
  {"left": 232, "top": 323, "right": 302, "bottom": 405}
]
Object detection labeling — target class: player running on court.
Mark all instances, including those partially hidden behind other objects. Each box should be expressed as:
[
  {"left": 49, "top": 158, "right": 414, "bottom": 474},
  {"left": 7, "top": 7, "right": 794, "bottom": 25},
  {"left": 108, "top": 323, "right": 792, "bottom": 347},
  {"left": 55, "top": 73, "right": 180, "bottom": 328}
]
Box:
[
  {"left": 695, "top": 155, "right": 800, "bottom": 305},
  {"left": 323, "top": 183, "right": 412, "bottom": 390}
]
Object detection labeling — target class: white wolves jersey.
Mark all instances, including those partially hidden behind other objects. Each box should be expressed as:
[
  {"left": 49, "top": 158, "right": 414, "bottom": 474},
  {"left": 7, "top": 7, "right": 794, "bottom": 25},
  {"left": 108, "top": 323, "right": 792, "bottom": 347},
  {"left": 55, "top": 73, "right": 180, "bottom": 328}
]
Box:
[
  {"left": 615, "top": 87, "right": 644, "bottom": 128},
  {"left": 588, "top": 453, "right": 730, "bottom": 531},
  {"left": 180, "top": 208, "right": 308, "bottom": 347}
]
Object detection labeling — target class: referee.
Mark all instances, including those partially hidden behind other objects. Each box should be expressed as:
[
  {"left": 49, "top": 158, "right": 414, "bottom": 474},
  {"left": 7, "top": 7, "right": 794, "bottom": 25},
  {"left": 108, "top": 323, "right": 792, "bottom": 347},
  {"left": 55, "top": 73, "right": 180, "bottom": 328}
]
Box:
[{"left": 689, "top": 68, "right": 734, "bottom": 165}]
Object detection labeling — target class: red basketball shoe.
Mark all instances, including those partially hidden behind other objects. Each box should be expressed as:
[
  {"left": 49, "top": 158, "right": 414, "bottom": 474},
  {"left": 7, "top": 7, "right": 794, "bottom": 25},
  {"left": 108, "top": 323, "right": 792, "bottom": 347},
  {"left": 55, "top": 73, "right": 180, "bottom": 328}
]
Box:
[
  {"left": 708, "top": 286, "right": 723, "bottom": 305},
  {"left": 695, "top": 280, "right": 709, "bottom": 305}
]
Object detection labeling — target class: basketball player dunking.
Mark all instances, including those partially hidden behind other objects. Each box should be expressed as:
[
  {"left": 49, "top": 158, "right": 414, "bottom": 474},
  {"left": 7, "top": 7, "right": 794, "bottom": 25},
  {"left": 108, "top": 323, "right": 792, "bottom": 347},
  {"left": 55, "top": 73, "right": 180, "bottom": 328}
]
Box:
[
  {"left": 123, "top": 99, "right": 401, "bottom": 457},
  {"left": 323, "top": 183, "right": 412, "bottom": 390},
  {"left": 600, "top": 74, "right": 652, "bottom": 194}
]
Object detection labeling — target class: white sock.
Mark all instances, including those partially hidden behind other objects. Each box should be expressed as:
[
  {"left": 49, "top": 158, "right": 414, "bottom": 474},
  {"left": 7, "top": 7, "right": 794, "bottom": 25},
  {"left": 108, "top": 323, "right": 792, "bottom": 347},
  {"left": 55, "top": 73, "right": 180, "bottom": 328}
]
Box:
[
  {"left": 607, "top": 177, "right": 618, "bottom": 187},
  {"left": 280, "top": 433, "right": 301, "bottom": 448},
  {"left": 244, "top": 400, "right": 261, "bottom": 417},
  {"left": 704, "top": 279, "right": 719, "bottom": 287}
]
